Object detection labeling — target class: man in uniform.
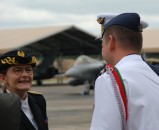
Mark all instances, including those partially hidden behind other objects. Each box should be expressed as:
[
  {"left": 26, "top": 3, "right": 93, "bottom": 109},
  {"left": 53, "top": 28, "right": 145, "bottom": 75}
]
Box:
[
  {"left": 0, "top": 50, "right": 48, "bottom": 130},
  {"left": 90, "top": 13, "right": 159, "bottom": 130}
]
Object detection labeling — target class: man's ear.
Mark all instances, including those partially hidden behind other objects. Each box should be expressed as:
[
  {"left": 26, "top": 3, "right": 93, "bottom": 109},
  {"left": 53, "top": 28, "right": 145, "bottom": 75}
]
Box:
[{"left": 108, "top": 35, "right": 115, "bottom": 52}]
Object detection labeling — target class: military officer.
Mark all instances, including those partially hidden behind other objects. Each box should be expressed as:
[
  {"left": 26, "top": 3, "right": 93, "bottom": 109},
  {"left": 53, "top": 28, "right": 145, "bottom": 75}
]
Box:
[
  {"left": 90, "top": 13, "right": 159, "bottom": 130},
  {"left": 0, "top": 50, "right": 48, "bottom": 130}
]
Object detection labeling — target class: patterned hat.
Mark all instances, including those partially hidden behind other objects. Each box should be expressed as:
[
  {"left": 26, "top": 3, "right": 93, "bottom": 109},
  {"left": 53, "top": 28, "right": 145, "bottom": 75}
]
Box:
[{"left": 0, "top": 50, "right": 36, "bottom": 71}]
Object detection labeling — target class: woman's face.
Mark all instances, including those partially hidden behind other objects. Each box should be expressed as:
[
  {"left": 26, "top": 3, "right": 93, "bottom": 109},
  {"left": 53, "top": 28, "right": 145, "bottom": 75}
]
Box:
[{"left": 1, "top": 64, "right": 33, "bottom": 94}]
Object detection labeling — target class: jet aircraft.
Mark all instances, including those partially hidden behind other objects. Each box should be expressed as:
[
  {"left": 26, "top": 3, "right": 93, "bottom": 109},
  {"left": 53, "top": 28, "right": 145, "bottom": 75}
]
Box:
[
  {"left": 57, "top": 55, "right": 105, "bottom": 95},
  {"left": 33, "top": 51, "right": 59, "bottom": 85}
]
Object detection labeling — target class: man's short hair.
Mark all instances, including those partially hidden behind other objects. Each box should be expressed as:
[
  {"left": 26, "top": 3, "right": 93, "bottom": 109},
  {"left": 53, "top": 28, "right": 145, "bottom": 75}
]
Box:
[{"left": 104, "top": 25, "right": 143, "bottom": 52}]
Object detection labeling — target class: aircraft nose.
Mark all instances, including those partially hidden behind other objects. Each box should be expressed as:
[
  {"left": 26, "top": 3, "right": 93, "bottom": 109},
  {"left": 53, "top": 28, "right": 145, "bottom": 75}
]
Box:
[{"left": 65, "top": 68, "right": 77, "bottom": 77}]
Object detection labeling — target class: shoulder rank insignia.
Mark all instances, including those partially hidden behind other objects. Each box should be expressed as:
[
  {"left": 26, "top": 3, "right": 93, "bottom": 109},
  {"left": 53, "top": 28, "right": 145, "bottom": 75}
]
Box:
[
  {"left": 28, "top": 91, "right": 42, "bottom": 95},
  {"left": 98, "top": 68, "right": 106, "bottom": 76}
]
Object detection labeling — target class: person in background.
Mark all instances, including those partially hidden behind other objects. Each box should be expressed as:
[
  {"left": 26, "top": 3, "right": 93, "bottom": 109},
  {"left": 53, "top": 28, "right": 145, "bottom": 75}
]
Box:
[
  {"left": 0, "top": 50, "right": 48, "bottom": 130},
  {"left": 0, "top": 93, "right": 21, "bottom": 130},
  {"left": 90, "top": 13, "right": 159, "bottom": 130}
]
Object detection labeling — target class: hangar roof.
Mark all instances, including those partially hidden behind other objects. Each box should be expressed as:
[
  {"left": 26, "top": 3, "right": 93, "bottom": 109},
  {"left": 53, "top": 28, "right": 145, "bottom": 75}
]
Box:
[
  {"left": 0, "top": 25, "right": 101, "bottom": 56},
  {"left": 0, "top": 26, "right": 159, "bottom": 56}
]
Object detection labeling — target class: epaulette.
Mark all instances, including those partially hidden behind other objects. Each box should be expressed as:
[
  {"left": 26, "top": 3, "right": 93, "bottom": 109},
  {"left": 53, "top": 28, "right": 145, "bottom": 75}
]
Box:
[
  {"left": 28, "top": 91, "right": 42, "bottom": 95},
  {"left": 98, "top": 68, "right": 106, "bottom": 76}
]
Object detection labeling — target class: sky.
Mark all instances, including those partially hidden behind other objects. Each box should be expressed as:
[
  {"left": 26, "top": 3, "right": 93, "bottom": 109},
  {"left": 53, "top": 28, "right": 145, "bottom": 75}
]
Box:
[{"left": 0, "top": 0, "right": 159, "bottom": 35}]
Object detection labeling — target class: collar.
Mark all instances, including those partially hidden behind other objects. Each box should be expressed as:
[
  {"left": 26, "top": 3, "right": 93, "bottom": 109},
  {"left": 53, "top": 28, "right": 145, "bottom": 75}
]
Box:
[
  {"left": 21, "top": 96, "right": 29, "bottom": 107},
  {"left": 115, "top": 54, "right": 142, "bottom": 68}
]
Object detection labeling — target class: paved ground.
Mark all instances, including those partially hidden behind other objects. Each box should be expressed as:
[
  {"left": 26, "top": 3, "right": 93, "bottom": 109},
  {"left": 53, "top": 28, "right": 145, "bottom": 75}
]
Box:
[{"left": 31, "top": 84, "right": 94, "bottom": 130}]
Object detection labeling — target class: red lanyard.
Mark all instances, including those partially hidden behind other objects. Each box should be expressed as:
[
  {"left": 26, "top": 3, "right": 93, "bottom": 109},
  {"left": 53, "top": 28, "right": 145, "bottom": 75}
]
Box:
[{"left": 106, "top": 64, "right": 128, "bottom": 129}]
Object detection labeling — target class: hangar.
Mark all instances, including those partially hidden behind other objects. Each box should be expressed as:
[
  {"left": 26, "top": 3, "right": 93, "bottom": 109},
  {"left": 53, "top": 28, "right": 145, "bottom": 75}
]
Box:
[
  {"left": 0, "top": 25, "right": 101, "bottom": 56},
  {"left": 0, "top": 26, "right": 159, "bottom": 54},
  {"left": 0, "top": 25, "right": 104, "bottom": 85},
  {"left": 0, "top": 26, "right": 159, "bottom": 60}
]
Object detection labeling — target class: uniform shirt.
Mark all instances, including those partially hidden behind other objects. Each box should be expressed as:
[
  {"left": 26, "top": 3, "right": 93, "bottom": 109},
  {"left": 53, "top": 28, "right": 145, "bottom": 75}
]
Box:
[
  {"left": 90, "top": 54, "right": 159, "bottom": 130},
  {"left": 21, "top": 96, "right": 38, "bottom": 130}
]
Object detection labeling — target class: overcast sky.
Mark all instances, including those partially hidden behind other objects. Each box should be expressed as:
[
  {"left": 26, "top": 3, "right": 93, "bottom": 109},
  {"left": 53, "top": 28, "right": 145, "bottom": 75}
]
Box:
[{"left": 0, "top": 0, "right": 159, "bottom": 35}]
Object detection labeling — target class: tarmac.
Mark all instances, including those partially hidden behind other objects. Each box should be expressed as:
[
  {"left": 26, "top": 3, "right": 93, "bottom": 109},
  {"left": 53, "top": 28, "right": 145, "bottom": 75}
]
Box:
[{"left": 31, "top": 84, "right": 94, "bottom": 130}]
